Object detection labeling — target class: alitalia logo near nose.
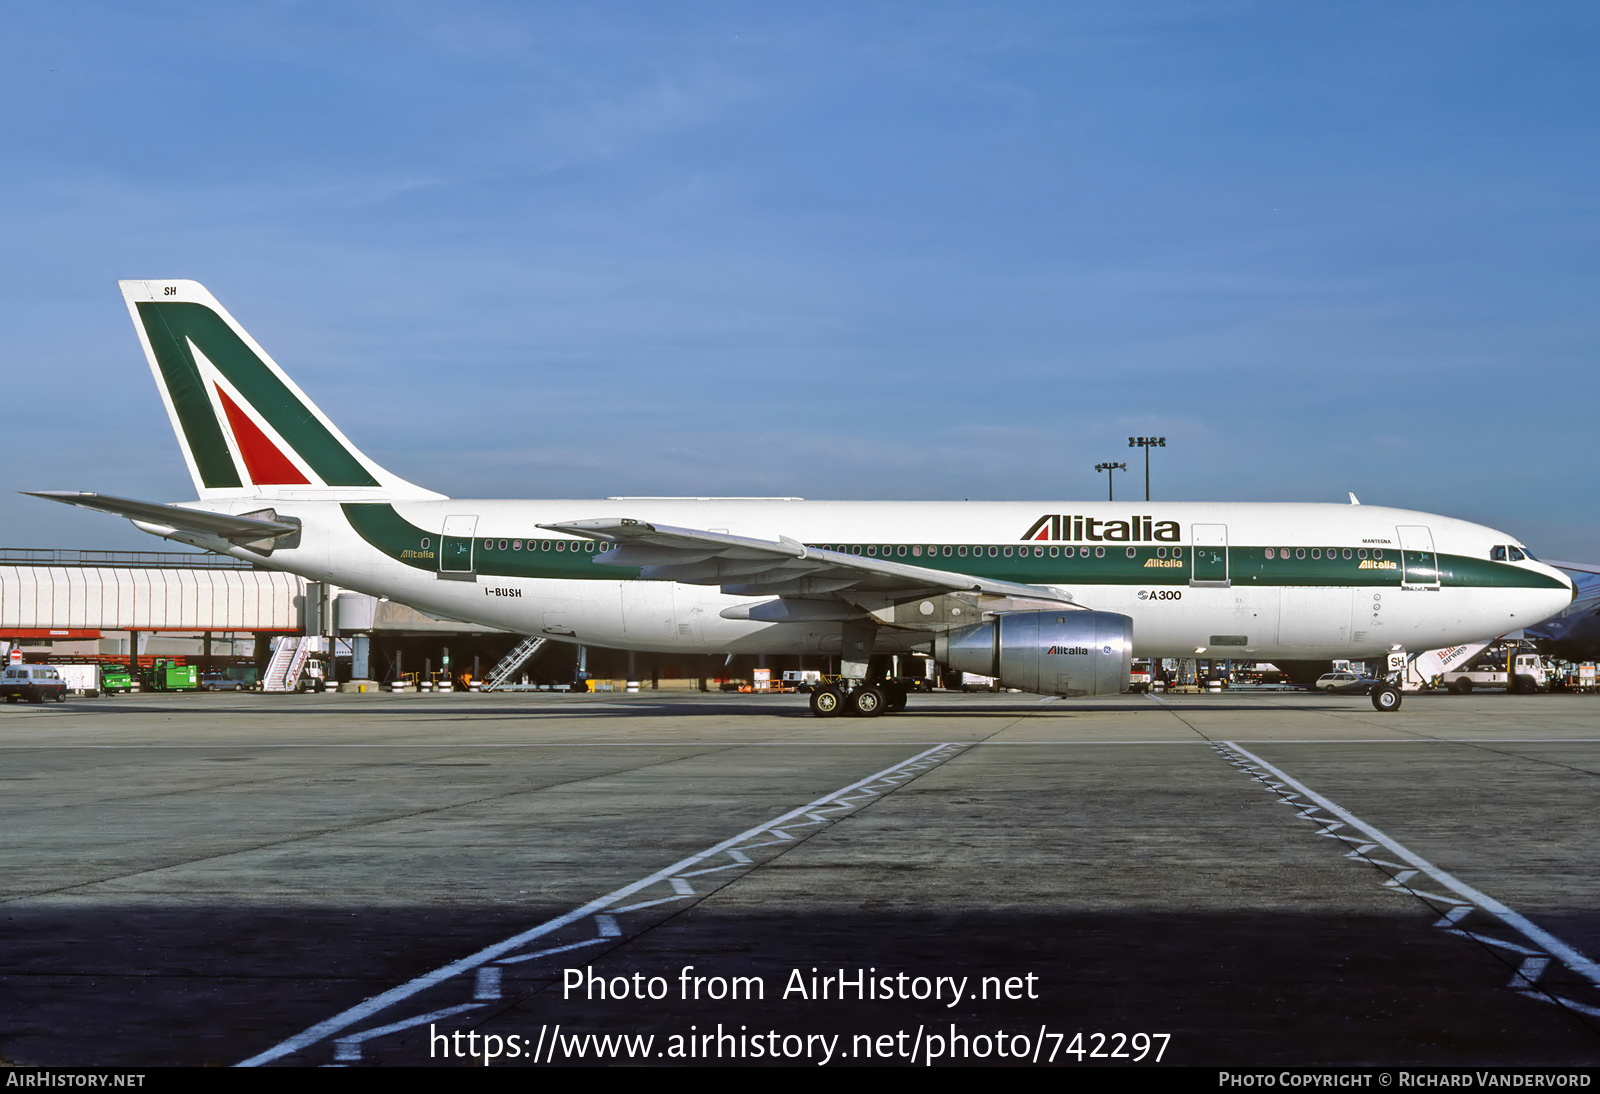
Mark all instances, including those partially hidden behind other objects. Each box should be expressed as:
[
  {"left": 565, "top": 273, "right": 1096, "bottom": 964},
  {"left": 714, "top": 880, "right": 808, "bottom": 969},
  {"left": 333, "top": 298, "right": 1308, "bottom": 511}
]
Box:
[{"left": 1021, "top": 515, "right": 1181, "bottom": 543}]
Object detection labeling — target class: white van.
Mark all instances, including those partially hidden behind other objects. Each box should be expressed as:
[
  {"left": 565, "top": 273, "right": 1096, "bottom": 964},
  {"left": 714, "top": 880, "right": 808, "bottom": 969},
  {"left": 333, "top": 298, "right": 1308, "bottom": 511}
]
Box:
[{"left": 1443, "top": 652, "right": 1548, "bottom": 694}]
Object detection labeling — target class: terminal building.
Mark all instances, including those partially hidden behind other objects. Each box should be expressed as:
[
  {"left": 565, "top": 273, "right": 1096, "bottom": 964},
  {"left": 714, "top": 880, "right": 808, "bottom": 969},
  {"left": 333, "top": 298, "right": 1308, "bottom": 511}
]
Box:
[{"left": 0, "top": 547, "right": 830, "bottom": 691}]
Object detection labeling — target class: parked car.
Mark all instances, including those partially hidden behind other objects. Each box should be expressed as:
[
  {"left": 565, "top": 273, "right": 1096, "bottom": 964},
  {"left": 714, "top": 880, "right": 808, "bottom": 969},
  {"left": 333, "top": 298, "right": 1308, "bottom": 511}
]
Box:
[
  {"left": 199, "top": 671, "right": 249, "bottom": 692},
  {"left": 1, "top": 664, "right": 68, "bottom": 703},
  {"left": 1314, "top": 672, "right": 1381, "bottom": 695}
]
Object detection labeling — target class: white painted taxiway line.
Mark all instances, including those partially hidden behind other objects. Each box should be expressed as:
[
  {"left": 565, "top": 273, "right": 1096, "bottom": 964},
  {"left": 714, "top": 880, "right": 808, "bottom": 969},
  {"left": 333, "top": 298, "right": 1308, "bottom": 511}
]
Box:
[
  {"left": 237, "top": 742, "right": 963, "bottom": 1068},
  {"left": 8, "top": 738, "right": 1598, "bottom": 751},
  {"left": 1219, "top": 741, "right": 1600, "bottom": 1011}
]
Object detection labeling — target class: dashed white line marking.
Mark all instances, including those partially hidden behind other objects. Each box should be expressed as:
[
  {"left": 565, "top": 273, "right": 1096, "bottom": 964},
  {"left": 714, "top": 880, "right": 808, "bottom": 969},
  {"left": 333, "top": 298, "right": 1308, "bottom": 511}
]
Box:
[
  {"left": 473, "top": 966, "right": 502, "bottom": 1000},
  {"left": 495, "top": 938, "right": 606, "bottom": 965},
  {"left": 331, "top": 1003, "right": 484, "bottom": 1063},
  {"left": 1218, "top": 740, "right": 1600, "bottom": 1032},
  {"left": 1221, "top": 740, "right": 1600, "bottom": 990},
  {"left": 238, "top": 742, "right": 963, "bottom": 1067}
]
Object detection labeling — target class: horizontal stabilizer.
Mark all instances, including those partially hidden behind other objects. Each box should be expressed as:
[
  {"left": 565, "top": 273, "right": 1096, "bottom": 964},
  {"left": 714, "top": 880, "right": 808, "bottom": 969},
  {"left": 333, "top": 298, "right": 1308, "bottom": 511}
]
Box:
[{"left": 23, "top": 491, "right": 299, "bottom": 542}]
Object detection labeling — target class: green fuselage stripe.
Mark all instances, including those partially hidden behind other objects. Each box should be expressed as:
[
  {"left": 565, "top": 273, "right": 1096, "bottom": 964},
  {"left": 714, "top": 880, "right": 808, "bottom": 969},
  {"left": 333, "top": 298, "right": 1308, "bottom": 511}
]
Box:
[{"left": 342, "top": 505, "right": 1563, "bottom": 592}]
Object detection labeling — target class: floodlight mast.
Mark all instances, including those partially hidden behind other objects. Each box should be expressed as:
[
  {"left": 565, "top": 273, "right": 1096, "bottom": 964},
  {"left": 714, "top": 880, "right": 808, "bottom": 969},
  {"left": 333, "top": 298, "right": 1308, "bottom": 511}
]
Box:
[
  {"left": 1128, "top": 436, "right": 1166, "bottom": 501},
  {"left": 1094, "top": 461, "right": 1127, "bottom": 502}
]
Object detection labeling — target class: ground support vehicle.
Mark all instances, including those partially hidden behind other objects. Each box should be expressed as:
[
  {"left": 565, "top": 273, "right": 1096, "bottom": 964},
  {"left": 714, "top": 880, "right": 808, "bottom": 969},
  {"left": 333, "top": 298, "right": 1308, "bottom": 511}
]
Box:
[
  {"left": 1, "top": 665, "right": 68, "bottom": 703},
  {"left": 142, "top": 659, "right": 199, "bottom": 692},
  {"left": 53, "top": 664, "right": 102, "bottom": 697},
  {"left": 1443, "top": 651, "right": 1548, "bottom": 694},
  {"left": 100, "top": 665, "right": 134, "bottom": 693},
  {"left": 781, "top": 670, "right": 823, "bottom": 692}
]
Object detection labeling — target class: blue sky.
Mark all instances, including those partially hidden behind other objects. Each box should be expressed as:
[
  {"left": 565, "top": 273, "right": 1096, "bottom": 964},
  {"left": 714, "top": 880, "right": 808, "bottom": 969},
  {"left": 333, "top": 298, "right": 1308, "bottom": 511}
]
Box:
[{"left": 3, "top": 2, "right": 1597, "bottom": 557}]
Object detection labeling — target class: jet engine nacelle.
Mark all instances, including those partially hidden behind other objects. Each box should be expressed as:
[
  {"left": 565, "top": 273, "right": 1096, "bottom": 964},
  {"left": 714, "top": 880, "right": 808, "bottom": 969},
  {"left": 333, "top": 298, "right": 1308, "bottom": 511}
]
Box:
[{"left": 933, "top": 610, "right": 1134, "bottom": 697}]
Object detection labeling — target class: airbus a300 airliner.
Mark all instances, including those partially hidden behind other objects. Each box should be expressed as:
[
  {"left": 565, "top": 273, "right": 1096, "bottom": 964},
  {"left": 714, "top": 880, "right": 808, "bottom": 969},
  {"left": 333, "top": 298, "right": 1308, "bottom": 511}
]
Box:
[{"left": 29, "top": 281, "right": 1574, "bottom": 714}]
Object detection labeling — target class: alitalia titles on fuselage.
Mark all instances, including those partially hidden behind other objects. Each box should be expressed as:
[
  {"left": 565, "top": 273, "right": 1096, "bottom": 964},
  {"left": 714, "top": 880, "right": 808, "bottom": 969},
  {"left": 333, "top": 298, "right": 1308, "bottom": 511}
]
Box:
[{"left": 1022, "top": 515, "right": 1180, "bottom": 543}]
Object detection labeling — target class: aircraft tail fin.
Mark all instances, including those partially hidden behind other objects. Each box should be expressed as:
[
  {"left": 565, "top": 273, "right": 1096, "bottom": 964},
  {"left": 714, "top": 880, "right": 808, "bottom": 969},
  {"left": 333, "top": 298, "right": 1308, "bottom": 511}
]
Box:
[{"left": 119, "top": 280, "right": 442, "bottom": 501}]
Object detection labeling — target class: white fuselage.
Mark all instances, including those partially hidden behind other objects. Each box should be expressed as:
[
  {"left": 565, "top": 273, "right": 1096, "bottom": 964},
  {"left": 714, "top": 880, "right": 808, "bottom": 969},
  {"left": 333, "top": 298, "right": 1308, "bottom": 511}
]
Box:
[{"left": 180, "top": 497, "right": 1573, "bottom": 663}]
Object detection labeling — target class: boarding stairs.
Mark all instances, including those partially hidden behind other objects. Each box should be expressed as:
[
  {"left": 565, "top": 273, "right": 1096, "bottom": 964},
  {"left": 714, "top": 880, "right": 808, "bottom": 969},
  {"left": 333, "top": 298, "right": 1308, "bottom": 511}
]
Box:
[
  {"left": 481, "top": 636, "right": 549, "bottom": 692},
  {"left": 263, "top": 636, "right": 314, "bottom": 693},
  {"left": 1400, "top": 637, "right": 1498, "bottom": 691}
]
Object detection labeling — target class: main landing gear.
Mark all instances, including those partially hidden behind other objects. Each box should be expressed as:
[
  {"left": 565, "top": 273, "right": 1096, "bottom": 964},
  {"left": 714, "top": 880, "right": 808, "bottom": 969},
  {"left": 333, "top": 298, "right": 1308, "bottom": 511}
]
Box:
[{"left": 809, "top": 682, "right": 909, "bottom": 718}]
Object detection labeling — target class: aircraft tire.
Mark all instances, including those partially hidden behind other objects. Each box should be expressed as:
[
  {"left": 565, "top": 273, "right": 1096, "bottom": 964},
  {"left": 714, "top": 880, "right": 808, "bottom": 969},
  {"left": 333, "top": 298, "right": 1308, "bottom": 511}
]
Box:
[
  {"left": 848, "top": 685, "right": 886, "bottom": 718},
  {"left": 809, "top": 687, "right": 843, "bottom": 718},
  {"left": 1371, "top": 685, "right": 1402, "bottom": 712}
]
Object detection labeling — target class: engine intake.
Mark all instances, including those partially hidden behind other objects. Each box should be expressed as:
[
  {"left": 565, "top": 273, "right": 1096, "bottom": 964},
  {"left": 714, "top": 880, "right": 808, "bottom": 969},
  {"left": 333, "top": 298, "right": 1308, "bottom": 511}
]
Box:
[{"left": 933, "top": 610, "right": 1134, "bottom": 697}]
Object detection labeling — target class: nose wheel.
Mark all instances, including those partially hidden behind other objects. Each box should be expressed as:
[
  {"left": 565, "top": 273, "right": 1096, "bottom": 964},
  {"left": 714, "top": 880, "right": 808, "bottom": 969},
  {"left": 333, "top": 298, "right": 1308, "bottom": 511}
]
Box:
[{"left": 1371, "top": 684, "right": 1402, "bottom": 711}]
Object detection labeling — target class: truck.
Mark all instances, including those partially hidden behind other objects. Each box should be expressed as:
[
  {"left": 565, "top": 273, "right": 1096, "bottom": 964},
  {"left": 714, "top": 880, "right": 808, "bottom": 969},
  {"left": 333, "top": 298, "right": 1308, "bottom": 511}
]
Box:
[
  {"left": 53, "top": 664, "right": 102, "bottom": 697},
  {"left": 142, "top": 659, "right": 199, "bottom": 692},
  {"left": 100, "top": 664, "right": 135, "bottom": 693},
  {"left": 1442, "top": 650, "right": 1549, "bottom": 694}
]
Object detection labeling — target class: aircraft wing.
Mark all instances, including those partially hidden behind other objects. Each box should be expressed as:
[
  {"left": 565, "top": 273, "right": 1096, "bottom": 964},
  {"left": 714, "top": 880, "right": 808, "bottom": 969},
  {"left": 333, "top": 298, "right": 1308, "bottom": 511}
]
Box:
[
  {"left": 23, "top": 491, "right": 300, "bottom": 542},
  {"left": 539, "top": 517, "right": 1075, "bottom": 604}
]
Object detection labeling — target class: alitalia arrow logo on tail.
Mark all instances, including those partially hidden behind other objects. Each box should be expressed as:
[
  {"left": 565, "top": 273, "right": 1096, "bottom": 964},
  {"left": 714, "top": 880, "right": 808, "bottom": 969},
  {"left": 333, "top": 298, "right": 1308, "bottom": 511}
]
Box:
[
  {"left": 130, "top": 291, "right": 383, "bottom": 492},
  {"left": 120, "top": 280, "right": 442, "bottom": 502}
]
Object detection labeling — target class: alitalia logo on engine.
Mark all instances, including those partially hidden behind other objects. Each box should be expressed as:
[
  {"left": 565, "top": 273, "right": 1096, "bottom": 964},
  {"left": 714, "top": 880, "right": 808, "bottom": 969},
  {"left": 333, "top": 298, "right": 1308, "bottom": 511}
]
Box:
[
  {"left": 1021, "top": 515, "right": 1181, "bottom": 543},
  {"left": 1047, "top": 646, "right": 1091, "bottom": 656}
]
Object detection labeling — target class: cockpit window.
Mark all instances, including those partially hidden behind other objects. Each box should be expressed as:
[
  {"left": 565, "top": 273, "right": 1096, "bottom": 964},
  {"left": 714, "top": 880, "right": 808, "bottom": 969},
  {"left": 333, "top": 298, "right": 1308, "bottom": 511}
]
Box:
[
  {"left": 1491, "top": 546, "right": 1507, "bottom": 561},
  {"left": 1509, "top": 547, "right": 1526, "bottom": 561}
]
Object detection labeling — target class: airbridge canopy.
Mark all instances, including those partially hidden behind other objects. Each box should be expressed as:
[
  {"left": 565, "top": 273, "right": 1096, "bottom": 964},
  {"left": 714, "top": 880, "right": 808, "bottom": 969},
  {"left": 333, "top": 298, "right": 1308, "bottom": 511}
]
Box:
[
  {"left": 0, "top": 549, "right": 503, "bottom": 636},
  {"left": 0, "top": 558, "right": 303, "bottom": 632}
]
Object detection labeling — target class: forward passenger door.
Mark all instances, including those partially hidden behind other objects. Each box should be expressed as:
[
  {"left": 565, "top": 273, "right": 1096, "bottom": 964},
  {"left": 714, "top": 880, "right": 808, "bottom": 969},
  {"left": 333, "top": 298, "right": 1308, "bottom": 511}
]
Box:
[{"left": 1396, "top": 526, "right": 1440, "bottom": 589}]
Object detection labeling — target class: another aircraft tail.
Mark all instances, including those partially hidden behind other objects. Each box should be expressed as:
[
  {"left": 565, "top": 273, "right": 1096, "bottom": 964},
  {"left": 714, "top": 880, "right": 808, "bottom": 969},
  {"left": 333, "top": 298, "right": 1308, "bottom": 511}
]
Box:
[{"left": 119, "top": 280, "right": 441, "bottom": 501}]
